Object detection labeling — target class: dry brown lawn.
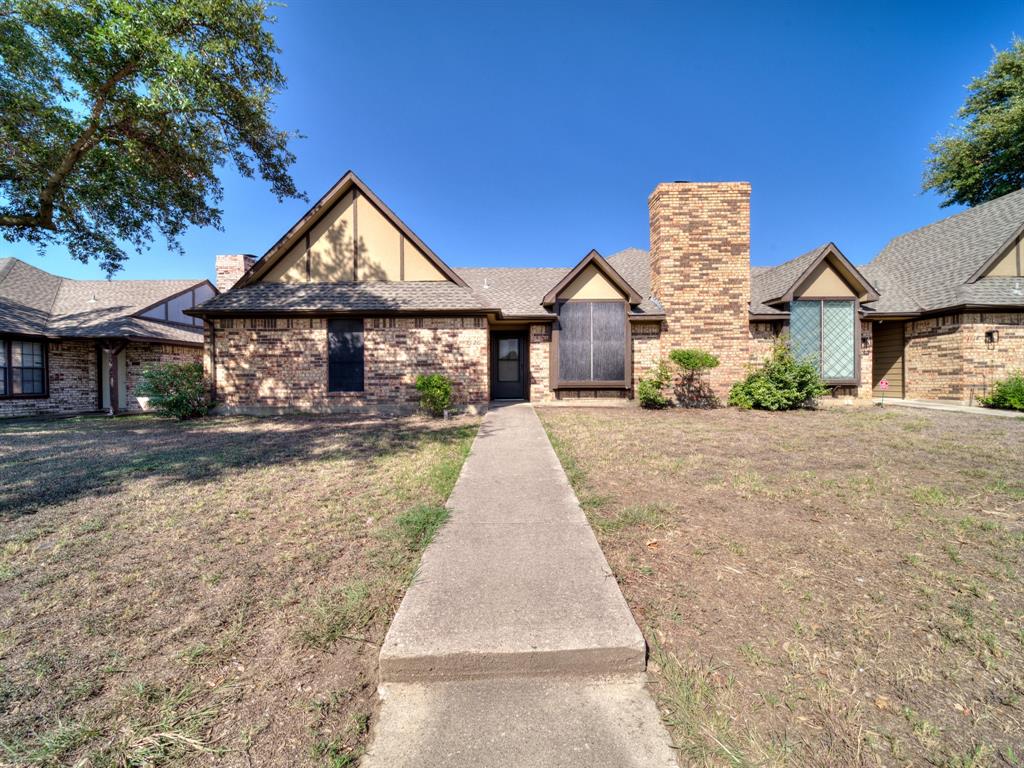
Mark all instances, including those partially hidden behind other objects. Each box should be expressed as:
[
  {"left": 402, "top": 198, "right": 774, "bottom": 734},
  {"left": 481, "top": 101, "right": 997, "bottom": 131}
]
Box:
[
  {"left": 0, "top": 413, "right": 478, "bottom": 768},
  {"left": 540, "top": 405, "right": 1024, "bottom": 768}
]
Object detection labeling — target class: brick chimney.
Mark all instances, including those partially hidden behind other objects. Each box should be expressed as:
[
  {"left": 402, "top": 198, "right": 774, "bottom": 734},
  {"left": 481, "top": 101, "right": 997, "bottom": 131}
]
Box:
[
  {"left": 215, "top": 254, "right": 256, "bottom": 293},
  {"left": 649, "top": 182, "right": 751, "bottom": 398}
]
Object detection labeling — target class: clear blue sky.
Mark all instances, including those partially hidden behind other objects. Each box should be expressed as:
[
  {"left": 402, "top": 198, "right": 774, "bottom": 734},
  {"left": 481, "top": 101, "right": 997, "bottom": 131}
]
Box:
[{"left": 7, "top": 0, "right": 1023, "bottom": 281}]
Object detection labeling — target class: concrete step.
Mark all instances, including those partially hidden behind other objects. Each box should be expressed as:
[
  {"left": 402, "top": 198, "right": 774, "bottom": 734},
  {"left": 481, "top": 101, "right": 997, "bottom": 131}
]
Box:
[
  {"left": 361, "top": 675, "right": 679, "bottom": 768},
  {"left": 378, "top": 404, "right": 645, "bottom": 682}
]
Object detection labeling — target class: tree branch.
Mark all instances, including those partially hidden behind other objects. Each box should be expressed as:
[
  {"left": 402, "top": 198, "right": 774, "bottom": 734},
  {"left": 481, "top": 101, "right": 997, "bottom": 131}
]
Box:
[{"left": 26, "top": 60, "right": 139, "bottom": 230}]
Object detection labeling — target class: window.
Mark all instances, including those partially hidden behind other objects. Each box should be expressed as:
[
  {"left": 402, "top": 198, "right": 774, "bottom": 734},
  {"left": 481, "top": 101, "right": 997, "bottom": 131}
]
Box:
[
  {"left": 1, "top": 338, "right": 47, "bottom": 397},
  {"left": 327, "top": 319, "right": 364, "bottom": 392},
  {"left": 790, "top": 300, "right": 856, "bottom": 382},
  {"left": 557, "top": 301, "right": 626, "bottom": 383},
  {"left": 497, "top": 338, "right": 519, "bottom": 382}
]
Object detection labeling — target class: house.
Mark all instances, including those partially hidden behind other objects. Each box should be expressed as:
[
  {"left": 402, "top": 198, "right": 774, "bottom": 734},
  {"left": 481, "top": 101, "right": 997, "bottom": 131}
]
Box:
[
  {"left": 0, "top": 258, "right": 215, "bottom": 417},
  {"left": 188, "top": 172, "right": 1024, "bottom": 413}
]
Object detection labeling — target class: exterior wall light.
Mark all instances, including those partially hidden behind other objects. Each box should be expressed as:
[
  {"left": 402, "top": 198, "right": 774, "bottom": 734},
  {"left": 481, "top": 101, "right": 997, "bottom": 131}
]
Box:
[{"left": 985, "top": 329, "right": 999, "bottom": 344}]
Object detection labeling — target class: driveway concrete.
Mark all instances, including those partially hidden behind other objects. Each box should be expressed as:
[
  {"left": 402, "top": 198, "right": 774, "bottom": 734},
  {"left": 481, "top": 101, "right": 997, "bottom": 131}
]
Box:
[{"left": 365, "top": 402, "right": 676, "bottom": 766}]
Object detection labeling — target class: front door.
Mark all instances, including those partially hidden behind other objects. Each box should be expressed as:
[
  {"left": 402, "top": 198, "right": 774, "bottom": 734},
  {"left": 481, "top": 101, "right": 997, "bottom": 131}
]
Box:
[{"left": 491, "top": 332, "right": 526, "bottom": 400}]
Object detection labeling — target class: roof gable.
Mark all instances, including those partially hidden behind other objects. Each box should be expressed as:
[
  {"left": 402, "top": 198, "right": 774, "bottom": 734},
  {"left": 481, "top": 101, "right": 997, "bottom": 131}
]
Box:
[
  {"left": 758, "top": 243, "right": 879, "bottom": 306},
  {"left": 237, "top": 171, "right": 467, "bottom": 288},
  {"left": 541, "top": 250, "right": 642, "bottom": 306},
  {"left": 868, "top": 188, "right": 1024, "bottom": 311}
]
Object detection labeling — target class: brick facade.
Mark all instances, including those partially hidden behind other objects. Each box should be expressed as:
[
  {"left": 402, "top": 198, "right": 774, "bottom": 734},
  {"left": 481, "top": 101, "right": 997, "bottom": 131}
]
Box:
[
  {"left": 0, "top": 339, "right": 201, "bottom": 418},
  {"left": 905, "top": 312, "right": 1024, "bottom": 403},
  {"left": 0, "top": 339, "right": 98, "bottom": 418},
  {"left": 216, "top": 254, "right": 255, "bottom": 293},
  {"left": 528, "top": 323, "right": 553, "bottom": 403},
  {"left": 209, "top": 316, "right": 489, "bottom": 414},
  {"left": 630, "top": 322, "right": 663, "bottom": 392},
  {"left": 123, "top": 342, "right": 202, "bottom": 412},
  {"left": 649, "top": 182, "right": 751, "bottom": 400}
]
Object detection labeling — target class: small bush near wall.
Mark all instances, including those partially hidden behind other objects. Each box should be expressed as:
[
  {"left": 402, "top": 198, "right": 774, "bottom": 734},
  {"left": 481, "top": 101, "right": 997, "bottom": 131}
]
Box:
[
  {"left": 137, "top": 362, "right": 211, "bottom": 420},
  {"left": 414, "top": 374, "right": 453, "bottom": 417},
  {"left": 980, "top": 372, "right": 1024, "bottom": 411},
  {"left": 728, "top": 342, "right": 828, "bottom": 411},
  {"left": 668, "top": 348, "right": 720, "bottom": 408},
  {"left": 637, "top": 362, "right": 671, "bottom": 409}
]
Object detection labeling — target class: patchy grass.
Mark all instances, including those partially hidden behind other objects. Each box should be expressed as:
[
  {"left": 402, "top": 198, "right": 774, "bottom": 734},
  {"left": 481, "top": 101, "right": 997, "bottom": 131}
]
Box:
[
  {"left": 540, "top": 405, "right": 1024, "bottom": 768},
  {"left": 0, "top": 413, "right": 478, "bottom": 767}
]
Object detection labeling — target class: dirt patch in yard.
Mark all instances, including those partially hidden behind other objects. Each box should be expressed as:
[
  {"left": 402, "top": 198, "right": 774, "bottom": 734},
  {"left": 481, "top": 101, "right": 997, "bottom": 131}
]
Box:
[
  {"left": 0, "top": 413, "right": 478, "bottom": 767},
  {"left": 540, "top": 405, "right": 1024, "bottom": 768}
]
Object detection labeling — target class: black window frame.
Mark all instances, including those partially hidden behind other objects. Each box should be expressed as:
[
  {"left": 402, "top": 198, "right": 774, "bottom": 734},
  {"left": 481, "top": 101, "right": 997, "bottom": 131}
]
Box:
[
  {"left": 327, "top": 318, "right": 365, "bottom": 393},
  {"left": 0, "top": 335, "right": 49, "bottom": 399},
  {"left": 552, "top": 299, "right": 630, "bottom": 389}
]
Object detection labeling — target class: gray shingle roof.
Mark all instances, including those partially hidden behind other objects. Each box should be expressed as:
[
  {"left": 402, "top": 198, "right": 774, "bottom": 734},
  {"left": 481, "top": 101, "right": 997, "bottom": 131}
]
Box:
[
  {"left": 866, "top": 188, "right": 1024, "bottom": 311},
  {"left": 455, "top": 250, "right": 664, "bottom": 319},
  {"left": 195, "top": 281, "right": 492, "bottom": 314},
  {"left": 748, "top": 245, "right": 830, "bottom": 316},
  {"left": 857, "top": 263, "right": 923, "bottom": 315},
  {"left": 0, "top": 257, "right": 206, "bottom": 344}
]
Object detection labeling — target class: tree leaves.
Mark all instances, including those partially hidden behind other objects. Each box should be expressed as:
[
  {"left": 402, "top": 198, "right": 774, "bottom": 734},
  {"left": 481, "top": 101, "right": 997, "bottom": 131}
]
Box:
[
  {"left": 924, "top": 38, "right": 1024, "bottom": 208},
  {"left": 0, "top": 0, "right": 305, "bottom": 274}
]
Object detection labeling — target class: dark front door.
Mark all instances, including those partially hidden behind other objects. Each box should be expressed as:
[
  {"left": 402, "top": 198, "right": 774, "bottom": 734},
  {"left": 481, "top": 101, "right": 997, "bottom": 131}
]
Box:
[{"left": 491, "top": 332, "right": 527, "bottom": 400}]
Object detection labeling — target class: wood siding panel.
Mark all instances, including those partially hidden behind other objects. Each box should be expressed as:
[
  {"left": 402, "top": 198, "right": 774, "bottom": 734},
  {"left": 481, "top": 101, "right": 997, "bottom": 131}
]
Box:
[{"left": 872, "top": 321, "right": 905, "bottom": 397}]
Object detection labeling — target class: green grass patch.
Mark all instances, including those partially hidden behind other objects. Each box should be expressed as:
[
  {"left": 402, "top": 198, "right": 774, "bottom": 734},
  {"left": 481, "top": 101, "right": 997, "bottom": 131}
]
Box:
[
  {"left": 299, "top": 581, "right": 374, "bottom": 651},
  {"left": 592, "top": 504, "right": 666, "bottom": 534},
  {"left": 394, "top": 504, "right": 450, "bottom": 552}
]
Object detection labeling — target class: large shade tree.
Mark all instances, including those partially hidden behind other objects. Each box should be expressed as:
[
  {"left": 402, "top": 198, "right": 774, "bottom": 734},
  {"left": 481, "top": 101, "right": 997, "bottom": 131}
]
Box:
[
  {"left": 924, "top": 38, "right": 1024, "bottom": 207},
  {"left": 0, "top": 0, "right": 303, "bottom": 274}
]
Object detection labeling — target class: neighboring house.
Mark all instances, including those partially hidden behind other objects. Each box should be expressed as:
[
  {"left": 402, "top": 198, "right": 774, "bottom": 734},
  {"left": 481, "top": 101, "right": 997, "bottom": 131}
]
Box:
[
  {"left": 188, "top": 172, "right": 1024, "bottom": 413},
  {"left": 0, "top": 258, "right": 215, "bottom": 417}
]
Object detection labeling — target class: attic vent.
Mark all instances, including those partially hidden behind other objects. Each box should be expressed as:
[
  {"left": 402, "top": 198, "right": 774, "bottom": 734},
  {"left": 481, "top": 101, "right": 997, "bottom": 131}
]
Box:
[{"left": 87, "top": 293, "right": 97, "bottom": 303}]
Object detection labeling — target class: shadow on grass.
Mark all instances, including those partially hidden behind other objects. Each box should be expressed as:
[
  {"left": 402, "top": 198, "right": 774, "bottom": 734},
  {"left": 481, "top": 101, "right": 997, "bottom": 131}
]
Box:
[{"left": 0, "top": 414, "right": 478, "bottom": 521}]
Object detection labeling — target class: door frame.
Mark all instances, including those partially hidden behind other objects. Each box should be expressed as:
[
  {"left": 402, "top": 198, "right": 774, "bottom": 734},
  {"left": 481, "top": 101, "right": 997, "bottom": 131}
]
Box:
[{"left": 489, "top": 330, "right": 529, "bottom": 401}]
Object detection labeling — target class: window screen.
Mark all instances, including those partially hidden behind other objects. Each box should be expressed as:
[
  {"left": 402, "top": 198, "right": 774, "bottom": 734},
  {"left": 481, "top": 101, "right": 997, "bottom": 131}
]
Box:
[
  {"left": 557, "top": 302, "right": 626, "bottom": 383},
  {"left": 822, "top": 301, "right": 856, "bottom": 380},
  {"left": 789, "top": 300, "right": 855, "bottom": 382},
  {"left": 789, "top": 301, "right": 821, "bottom": 370},
  {"left": 327, "top": 319, "right": 364, "bottom": 392},
  {"left": 10, "top": 340, "right": 45, "bottom": 395}
]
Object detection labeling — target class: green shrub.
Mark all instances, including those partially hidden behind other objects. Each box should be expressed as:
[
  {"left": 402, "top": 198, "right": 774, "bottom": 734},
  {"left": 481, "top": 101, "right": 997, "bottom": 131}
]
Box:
[
  {"left": 728, "top": 341, "right": 828, "bottom": 410},
  {"left": 637, "top": 362, "right": 671, "bottom": 409},
  {"left": 414, "top": 373, "right": 453, "bottom": 416},
  {"left": 137, "top": 362, "right": 211, "bottom": 420},
  {"left": 980, "top": 372, "right": 1024, "bottom": 411},
  {"left": 668, "top": 348, "right": 720, "bottom": 408},
  {"left": 668, "top": 348, "right": 720, "bottom": 372}
]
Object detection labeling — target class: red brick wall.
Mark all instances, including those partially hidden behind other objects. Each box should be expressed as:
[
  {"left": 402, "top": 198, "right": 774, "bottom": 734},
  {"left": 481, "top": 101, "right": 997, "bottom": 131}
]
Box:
[
  {"left": 209, "top": 316, "right": 489, "bottom": 414},
  {"left": 649, "top": 182, "right": 751, "bottom": 399}
]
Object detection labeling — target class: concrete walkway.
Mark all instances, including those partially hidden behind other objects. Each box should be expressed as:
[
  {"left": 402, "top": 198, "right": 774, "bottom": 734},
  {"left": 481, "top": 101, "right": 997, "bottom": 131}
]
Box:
[
  {"left": 363, "top": 403, "right": 677, "bottom": 767},
  {"left": 874, "top": 397, "right": 1023, "bottom": 419}
]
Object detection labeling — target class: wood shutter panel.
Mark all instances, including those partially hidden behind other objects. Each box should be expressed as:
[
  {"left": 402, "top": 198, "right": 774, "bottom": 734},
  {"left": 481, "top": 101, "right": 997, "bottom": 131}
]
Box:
[
  {"left": 557, "top": 302, "right": 626, "bottom": 383},
  {"left": 591, "top": 302, "right": 626, "bottom": 381}
]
